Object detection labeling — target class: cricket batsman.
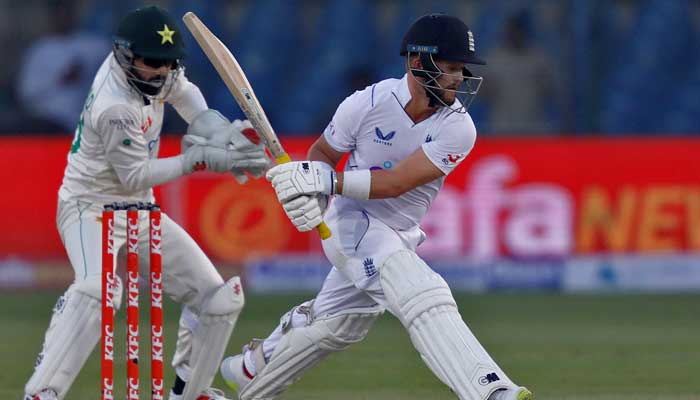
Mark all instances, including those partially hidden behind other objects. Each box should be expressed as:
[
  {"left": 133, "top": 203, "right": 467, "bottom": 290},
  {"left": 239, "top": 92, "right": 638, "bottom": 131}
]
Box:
[
  {"left": 24, "top": 6, "right": 270, "bottom": 400},
  {"left": 220, "top": 14, "right": 533, "bottom": 400}
]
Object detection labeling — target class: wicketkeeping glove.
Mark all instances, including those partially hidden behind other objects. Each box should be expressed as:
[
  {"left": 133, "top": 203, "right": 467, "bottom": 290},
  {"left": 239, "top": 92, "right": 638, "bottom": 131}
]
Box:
[
  {"left": 183, "top": 109, "right": 271, "bottom": 181},
  {"left": 181, "top": 140, "right": 270, "bottom": 174}
]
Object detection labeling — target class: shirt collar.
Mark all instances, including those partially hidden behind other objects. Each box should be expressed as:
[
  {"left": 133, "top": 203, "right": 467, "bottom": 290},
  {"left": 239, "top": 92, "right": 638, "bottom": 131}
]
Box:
[{"left": 392, "top": 74, "right": 412, "bottom": 107}]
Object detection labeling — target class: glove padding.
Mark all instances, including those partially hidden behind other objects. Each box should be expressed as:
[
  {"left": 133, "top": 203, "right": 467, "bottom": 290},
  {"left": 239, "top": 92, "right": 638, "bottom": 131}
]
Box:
[
  {"left": 184, "top": 109, "right": 234, "bottom": 148},
  {"left": 266, "top": 161, "right": 336, "bottom": 203},
  {"left": 183, "top": 109, "right": 271, "bottom": 182},
  {"left": 281, "top": 195, "right": 329, "bottom": 232},
  {"left": 228, "top": 120, "right": 271, "bottom": 178},
  {"left": 181, "top": 139, "right": 270, "bottom": 175}
]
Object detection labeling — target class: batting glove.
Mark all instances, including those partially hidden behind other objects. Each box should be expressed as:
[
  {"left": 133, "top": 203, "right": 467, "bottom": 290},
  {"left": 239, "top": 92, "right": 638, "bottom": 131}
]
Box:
[
  {"left": 281, "top": 194, "right": 329, "bottom": 232},
  {"left": 266, "top": 161, "right": 336, "bottom": 203}
]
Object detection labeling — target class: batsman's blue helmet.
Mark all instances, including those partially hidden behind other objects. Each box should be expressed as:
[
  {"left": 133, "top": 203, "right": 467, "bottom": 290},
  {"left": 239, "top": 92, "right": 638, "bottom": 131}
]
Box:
[{"left": 400, "top": 14, "right": 486, "bottom": 65}]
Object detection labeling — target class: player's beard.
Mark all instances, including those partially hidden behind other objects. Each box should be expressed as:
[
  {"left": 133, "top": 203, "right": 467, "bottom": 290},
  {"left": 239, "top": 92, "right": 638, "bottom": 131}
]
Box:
[
  {"left": 438, "top": 89, "right": 457, "bottom": 106},
  {"left": 127, "top": 63, "right": 176, "bottom": 98},
  {"left": 426, "top": 86, "right": 457, "bottom": 108},
  {"left": 133, "top": 75, "right": 166, "bottom": 96},
  {"left": 434, "top": 78, "right": 459, "bottom": 106}
]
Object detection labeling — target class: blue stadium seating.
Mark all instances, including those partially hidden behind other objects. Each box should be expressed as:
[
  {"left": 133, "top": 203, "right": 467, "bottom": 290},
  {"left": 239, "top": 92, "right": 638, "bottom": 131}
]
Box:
[
  {"left": 600, "top": 0, "right": 696, "bottom": 134},
  {"left": 275, "top": 0, "right": 377, "bottom": 133},
  {"left": 13, "top": 0, "right": 699, "bottom": 135}
]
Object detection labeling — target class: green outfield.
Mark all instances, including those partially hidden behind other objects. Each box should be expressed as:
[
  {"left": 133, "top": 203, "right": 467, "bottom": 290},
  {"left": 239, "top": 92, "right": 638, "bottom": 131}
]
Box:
[{"left": 2, "top": 291, "right": 698, "bottom": 400}]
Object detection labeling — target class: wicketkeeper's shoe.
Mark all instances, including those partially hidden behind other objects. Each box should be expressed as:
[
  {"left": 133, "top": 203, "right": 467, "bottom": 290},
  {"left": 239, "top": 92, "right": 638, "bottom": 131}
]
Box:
[
  {"left": 220, "top": 354, "right": 253, "bottom": 393},
  {"left": 488, "top": 386, "right": 533, "bottom": 400},
  {"left": 23, "top": 389, "right": 58, "bottom": 400}
]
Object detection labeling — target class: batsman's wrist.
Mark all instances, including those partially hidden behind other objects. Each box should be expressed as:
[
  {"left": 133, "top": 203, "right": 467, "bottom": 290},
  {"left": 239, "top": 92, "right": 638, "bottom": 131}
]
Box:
[
  {"left": 339, "top": 169, "right": 371, "bottom": 200},
  {"left": 312, "top": 161, "right": 337, "bottom": 196},
  {"left": 331, "top": 171, "right": 338, "bottom": 195},
  {"left": 321, "top": 169, "right": 337, "bottom": 195}
]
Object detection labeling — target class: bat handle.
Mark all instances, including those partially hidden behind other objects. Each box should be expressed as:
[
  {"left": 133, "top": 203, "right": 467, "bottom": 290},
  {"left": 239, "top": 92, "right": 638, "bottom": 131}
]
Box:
[
  {"left": 274, "top": 152, "right": 332, "bottom": 240},
  {"left": 316, "top": 222, "right": 332, "bottom": 240},
  {"left": 275, "top": 153, "right": 293, "bottom": 163}
]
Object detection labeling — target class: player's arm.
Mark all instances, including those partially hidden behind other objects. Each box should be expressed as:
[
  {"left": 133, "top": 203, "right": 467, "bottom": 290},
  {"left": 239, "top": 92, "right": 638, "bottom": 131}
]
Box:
[
  {"left": 270, "top": 84, "right": 475, "bottom": 204},
  {"left": 269, "top": 148, "right": 442, "bottom": 202},
  {"left": 307, "top": 135, "right": 345, "bottom": 168},
  {"left": 165, "top": 71, "right": 208, "bottom": 124},
  {"left": 269, "top": 120, "right": 474, "bottom": 203},
  {"left": 354, "top": 149, "right": 443, "bottom": 198},
  {"left": 101, "top": 105, "right": 185, "bottom": 191},
  {"left": 102, "top": 106, "right": 268, "bottom": 192},
  {"left": 306, "top": 135, "right": 442, "bottom": 199}
]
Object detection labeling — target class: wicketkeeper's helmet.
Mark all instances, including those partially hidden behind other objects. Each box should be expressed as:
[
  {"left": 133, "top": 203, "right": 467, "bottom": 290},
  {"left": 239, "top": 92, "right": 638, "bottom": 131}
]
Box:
[{"left": 113, "top": 6, "right": 185, "bottom": 98}]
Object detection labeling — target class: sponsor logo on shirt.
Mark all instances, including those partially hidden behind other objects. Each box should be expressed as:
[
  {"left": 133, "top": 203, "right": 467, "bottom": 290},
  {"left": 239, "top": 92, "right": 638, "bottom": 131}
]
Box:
[
  {"left": 442, "top": 153, "right": 464, "bottom": 165},
  {"left": 141, "top": 116, "right": 153, "bottom": 133},
  {"left": 425, "top": 135, "right": 433, "bottom": 143},
  {"left": 109, "top": 118, "right": 135, "bottom": 130},
  {"left": 369, "top": 161, "right": 393, "bottom": 171},
  {"left": 148, "top": 137, "right": 160, "bottom": 153},
  {"left": 373, "top": 127, "right": 396, "bottom": 146}
]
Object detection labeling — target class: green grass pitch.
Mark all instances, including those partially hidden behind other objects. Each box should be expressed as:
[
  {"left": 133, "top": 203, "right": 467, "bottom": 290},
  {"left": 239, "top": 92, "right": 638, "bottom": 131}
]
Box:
[{"left": 2, "top": 291, "right": 698, "bottom": 399}]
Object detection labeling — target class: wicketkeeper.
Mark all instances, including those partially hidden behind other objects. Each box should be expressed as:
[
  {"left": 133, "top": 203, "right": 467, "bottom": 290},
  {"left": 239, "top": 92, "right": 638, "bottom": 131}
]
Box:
[{"left": 24, "top": 6, "right": 270, "bottom": 400}]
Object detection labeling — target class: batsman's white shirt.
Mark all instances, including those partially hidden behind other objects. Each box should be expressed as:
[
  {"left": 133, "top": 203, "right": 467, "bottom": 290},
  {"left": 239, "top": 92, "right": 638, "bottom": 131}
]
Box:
[
  {"left": 261, "top": 75, "right": 479, "bottom": 354},
  {"left": 324, "top": 74, "right": 476, "bottom": 231},
  {"left": 58, "top": 53, "right": 207, "bottom": 204},
  {"left": 311, "top": 75, "right": 477, "bottom": 315}
]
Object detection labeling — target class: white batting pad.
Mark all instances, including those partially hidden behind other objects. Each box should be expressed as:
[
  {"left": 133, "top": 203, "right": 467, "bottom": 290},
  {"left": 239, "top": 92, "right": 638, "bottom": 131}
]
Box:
[
  {"left": 181, "top": 277, "right": 244, "bottom": 400},
  {"left": 380, "top": 250, "right": 516, "bottom": 400},
  {"left": 239, "top": 306, "right": 382, "bottom": 400},
  {"left": 26, "top": 276, "right": 123, "bottom": 399}
]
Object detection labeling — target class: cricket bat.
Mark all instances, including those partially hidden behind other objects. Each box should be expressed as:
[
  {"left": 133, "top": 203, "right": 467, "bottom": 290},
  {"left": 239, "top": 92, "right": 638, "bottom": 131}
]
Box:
[{"left": 183, "top": 12, "right": 331, "bottom": 240}]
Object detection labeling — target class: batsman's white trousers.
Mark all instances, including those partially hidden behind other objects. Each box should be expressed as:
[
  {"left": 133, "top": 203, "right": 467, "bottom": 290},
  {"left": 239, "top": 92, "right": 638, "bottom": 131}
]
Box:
[
  {"left": 262, "top": 200, "right": 425, "bottom": 351},
  {"left": 258, "top": 200, "right": 518, "bottom": 400}
]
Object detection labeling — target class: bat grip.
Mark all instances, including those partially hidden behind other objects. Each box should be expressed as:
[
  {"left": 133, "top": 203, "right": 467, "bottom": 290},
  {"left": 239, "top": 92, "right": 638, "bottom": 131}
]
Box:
[
  {"left": 275, "top": 153, "right": 292, "bottom": 164},
  {"left": 316, "top": 221, "right": 332, "bottom": 240}
]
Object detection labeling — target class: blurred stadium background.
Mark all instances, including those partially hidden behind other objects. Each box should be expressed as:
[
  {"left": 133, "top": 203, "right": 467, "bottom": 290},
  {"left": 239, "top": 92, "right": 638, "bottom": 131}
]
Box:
[{"left": 1, "top": 1, "right": 699, "bottom": 399}]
